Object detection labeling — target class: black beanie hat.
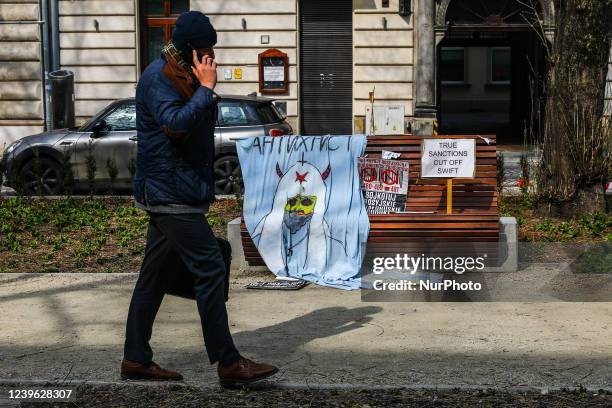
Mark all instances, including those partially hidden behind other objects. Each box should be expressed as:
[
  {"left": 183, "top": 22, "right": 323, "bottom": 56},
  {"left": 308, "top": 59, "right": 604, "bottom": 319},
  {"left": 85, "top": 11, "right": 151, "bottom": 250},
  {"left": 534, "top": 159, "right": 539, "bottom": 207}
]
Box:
[{"left": 171, "top": 11, "right": 217, "bottom": 50}]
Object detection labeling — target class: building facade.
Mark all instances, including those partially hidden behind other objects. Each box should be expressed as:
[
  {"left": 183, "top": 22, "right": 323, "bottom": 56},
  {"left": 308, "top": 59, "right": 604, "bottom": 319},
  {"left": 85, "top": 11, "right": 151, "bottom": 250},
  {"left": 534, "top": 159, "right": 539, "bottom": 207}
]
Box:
[{"left": 1, "top": 0, "right": 611, "bottom": 148}]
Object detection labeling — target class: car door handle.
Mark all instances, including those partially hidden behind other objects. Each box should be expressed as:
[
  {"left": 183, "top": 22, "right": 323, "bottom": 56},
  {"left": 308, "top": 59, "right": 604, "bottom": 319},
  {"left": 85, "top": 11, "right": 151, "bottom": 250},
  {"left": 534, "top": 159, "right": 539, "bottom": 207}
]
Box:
[{"left": 129, "top": 136, "right": 137, "bottom": 142}]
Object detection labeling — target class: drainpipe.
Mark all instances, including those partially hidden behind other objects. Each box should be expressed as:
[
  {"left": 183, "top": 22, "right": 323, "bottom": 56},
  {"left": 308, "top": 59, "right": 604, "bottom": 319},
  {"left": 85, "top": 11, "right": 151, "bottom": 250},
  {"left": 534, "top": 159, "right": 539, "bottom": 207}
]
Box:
[
  {"left": 40, "top": 0, "right": 52, "bottom": 131},
  {"left": 49, "top": 0, "right": 60, "bottom": 71}
]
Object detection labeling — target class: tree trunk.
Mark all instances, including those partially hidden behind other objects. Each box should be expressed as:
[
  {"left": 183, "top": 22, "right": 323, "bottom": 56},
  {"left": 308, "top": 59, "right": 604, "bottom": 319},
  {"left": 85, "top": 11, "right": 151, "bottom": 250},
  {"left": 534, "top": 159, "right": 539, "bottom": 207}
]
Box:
[
  {"left": 535, "top": 0, "right": 612, "bottom": 218},
  {"left": 538, "top": 184, "right": 607, "bottom": 218}
]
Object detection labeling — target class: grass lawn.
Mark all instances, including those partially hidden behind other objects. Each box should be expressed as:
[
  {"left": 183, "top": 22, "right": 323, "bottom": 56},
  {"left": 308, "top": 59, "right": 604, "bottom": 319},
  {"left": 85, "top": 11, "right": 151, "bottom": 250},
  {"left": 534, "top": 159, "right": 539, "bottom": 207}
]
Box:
[
  {"left": 0, "top": 197, "right": 242, "bottom": 273},
  {"left": 500, "top": 195, "right": 612, "bottom": 242},
  {"left": 0, "top": 195, "right": 609, "bottom": 273}
]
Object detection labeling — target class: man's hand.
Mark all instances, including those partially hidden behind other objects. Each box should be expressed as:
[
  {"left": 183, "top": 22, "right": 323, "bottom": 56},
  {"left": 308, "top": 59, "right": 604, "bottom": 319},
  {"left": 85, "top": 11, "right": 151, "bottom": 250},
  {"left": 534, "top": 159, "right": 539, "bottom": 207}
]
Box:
[{"left": 192, "top": 50, "right": 217, "bottom": 90}]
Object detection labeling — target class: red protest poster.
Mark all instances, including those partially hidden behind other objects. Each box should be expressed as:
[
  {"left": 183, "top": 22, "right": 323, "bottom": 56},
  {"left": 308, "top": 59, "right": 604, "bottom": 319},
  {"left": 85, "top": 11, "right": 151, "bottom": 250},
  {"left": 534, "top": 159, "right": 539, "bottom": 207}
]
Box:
[{"left": 358, "top": 158, "right": 409, "bottom": 214}]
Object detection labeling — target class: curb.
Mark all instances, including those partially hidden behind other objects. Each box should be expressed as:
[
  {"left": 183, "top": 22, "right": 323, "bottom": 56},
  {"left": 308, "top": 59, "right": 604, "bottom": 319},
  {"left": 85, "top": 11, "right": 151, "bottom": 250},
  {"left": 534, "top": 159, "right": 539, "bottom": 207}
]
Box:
[{"left": 0, "top": 379, "right": 610, "bottom": 394}]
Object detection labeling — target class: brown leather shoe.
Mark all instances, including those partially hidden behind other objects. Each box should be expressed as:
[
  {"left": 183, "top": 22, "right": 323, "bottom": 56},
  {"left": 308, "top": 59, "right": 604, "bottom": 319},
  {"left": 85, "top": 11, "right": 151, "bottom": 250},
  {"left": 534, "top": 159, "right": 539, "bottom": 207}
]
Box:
[
  {"left": 120, "top": 359, "right": 183, "bottom": 381},
  {"left": 217, "top": 357, "right": 279, "bottom": 387}
]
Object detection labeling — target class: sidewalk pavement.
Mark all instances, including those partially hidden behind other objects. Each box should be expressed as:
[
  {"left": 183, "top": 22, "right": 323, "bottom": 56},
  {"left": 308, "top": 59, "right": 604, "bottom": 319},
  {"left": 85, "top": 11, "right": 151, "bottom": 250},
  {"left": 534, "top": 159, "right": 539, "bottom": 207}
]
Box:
[{"left": 0, "top": 273, "right": 611, "bottom": 390}]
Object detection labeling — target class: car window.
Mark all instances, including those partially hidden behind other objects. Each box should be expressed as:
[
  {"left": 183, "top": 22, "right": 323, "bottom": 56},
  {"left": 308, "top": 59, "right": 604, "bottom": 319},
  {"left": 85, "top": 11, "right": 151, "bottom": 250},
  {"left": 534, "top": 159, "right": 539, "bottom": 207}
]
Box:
[
  {"left": 218, "top": 101, "right": 284, "bottom": 126},
  {"left": 256, "top": 103, "right": 284, "bottom": 124},
  {"left": 219, "top": 103, "right": 258, "bottom": 126},
  {"left": 79, "top": 105, "right": 112, "bottom": 131},
  {"left": 104, "top": 104, "right": 136, "bottom": 131}
]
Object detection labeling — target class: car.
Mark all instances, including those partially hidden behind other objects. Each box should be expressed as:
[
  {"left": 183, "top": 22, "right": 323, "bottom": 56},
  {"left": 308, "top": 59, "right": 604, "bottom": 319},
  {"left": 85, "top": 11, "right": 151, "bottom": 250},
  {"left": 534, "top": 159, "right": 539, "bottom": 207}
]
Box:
[{"left": 1, "top": 95, "right": 292, "bottom": 195}]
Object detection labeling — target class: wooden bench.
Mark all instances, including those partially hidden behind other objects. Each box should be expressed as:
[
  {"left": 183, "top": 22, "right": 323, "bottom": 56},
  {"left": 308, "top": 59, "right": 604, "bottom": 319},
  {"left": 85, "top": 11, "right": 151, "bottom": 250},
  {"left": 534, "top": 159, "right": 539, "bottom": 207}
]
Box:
[{"left": 241, "top": 134, "right": 499, "bottom": 267}]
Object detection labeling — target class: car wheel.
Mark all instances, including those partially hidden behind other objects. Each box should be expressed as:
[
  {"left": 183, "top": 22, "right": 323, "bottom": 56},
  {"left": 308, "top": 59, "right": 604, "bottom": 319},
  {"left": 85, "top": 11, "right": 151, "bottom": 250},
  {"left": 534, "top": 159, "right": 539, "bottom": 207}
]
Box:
[
  {"left": 214, "top": 155, "right": 243, "bottom": 195},
  {"left": 18, "top": 157, "right": 64, "bottom": 196}
]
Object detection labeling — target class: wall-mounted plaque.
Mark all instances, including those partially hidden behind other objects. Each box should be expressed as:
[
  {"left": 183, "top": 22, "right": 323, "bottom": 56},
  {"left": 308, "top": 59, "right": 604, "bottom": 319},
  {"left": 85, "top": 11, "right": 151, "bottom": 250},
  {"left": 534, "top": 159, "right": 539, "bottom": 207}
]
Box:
[{"left": 258, "top": 48, "right": 289, "bottom": 94}]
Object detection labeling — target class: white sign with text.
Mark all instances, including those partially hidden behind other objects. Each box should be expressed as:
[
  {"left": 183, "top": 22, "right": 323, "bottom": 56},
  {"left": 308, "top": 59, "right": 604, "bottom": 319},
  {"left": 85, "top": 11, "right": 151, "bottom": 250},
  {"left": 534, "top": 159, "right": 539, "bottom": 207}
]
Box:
[
  {"left": 421, "top": 139, "right": 476, "bottom": 178},
  {"left": 263, "top": 66, "right": 285, "bottom": 82}
]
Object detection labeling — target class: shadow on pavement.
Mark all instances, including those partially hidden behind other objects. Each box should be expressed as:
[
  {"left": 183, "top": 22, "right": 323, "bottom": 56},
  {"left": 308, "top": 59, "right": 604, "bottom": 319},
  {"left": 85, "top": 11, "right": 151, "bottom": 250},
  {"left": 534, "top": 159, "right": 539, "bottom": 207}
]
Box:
[{"left": 233, "top": 306, "right": 383, "bottom": 358}]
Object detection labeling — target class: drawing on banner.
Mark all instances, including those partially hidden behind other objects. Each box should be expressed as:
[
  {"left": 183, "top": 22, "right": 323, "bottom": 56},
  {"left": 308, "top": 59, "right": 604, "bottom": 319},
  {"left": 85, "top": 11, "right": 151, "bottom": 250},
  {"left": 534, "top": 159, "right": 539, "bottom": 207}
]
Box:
[
  {"left": 237, "top": 135, "right": 370, "bottom": 290},
  {"left": 251, "top": 156, "right": 347, "bottom": 273},
  {"left": 358, "top": 158, "right": 410, "bottom": 214}
]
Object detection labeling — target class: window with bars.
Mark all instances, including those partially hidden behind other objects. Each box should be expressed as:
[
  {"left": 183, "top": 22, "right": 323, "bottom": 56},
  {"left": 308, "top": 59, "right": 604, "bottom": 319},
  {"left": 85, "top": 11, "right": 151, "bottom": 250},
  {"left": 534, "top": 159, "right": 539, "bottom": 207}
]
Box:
[{"left": 140, "top": 0, "right": 189, "bottom": 70}]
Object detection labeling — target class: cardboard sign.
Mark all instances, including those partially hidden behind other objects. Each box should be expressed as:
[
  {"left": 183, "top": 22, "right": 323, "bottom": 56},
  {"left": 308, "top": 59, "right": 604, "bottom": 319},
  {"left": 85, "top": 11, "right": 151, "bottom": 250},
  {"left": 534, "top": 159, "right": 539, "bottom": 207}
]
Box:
[
  {"left": 358, "top": 158, "right": 410, "bottom": 214},
  {"left": 421, "top": 139, "right": 476, "bottom": 178},
  {"left": 246, "top": 280, "right": 309, "bottom": 290}
]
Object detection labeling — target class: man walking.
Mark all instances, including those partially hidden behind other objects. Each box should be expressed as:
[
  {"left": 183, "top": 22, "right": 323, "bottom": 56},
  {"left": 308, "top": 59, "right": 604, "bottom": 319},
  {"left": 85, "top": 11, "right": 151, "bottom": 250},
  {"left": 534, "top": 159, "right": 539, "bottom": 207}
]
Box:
[{"left": 121, "top": 11, "right": 278, "bottom": 387}]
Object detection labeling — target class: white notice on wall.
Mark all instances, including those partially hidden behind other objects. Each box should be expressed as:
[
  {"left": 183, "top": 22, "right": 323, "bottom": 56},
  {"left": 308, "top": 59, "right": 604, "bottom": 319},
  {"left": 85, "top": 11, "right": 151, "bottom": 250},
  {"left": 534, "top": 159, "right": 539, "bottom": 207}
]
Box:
[
  {"left": 365, "top": 105, "right": 405, "bottom": 135},
  {"left": 421, "top": 139, "right": 476, "bottom": 178},
  {"left": 263, "top": 66, "right": 284, "bottom": 82},
  {"left": 386, "top": 106, "right": 404, "bottom": 134}
]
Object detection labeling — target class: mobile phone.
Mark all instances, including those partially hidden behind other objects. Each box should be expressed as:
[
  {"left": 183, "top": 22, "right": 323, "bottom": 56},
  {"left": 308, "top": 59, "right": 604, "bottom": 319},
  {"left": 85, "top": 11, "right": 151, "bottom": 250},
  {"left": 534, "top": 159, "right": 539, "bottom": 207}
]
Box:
[
  {"left": 192, "top": 44, "right": 205, "bottom": 61},
  {"left": 183, "top": 42, "right": 204, "bottom": 66}
]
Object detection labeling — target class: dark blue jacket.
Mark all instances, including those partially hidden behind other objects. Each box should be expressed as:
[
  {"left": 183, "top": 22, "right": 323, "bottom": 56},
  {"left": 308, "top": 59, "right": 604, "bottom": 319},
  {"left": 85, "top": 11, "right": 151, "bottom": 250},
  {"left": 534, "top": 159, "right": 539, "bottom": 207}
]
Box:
[{"left": 134, "top": 56, "right": 216, "bottom": 206}]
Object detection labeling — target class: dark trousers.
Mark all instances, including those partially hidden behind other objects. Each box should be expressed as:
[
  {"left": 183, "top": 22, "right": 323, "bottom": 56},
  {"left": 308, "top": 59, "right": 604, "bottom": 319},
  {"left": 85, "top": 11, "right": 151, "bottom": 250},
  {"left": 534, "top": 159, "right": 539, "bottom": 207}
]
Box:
[{"left": 124, "top": 212, "right": 240, "bottom": 366}]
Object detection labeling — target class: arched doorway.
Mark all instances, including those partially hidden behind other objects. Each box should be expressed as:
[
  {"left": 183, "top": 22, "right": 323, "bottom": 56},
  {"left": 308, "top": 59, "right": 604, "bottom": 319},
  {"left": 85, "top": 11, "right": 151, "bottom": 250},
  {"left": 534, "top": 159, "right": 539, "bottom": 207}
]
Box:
[{"left": 435, "top": 0, "right": 554, "bottom": 146}]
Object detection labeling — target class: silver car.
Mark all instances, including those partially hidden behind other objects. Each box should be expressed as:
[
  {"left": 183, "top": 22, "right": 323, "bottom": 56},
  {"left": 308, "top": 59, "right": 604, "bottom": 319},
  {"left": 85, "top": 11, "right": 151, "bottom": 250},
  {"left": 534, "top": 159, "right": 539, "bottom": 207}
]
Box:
[{"left": 1, "top": 95, "right": 292, "bottom": 195}]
